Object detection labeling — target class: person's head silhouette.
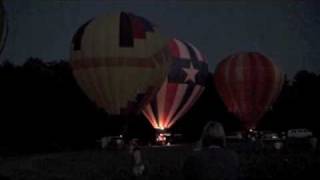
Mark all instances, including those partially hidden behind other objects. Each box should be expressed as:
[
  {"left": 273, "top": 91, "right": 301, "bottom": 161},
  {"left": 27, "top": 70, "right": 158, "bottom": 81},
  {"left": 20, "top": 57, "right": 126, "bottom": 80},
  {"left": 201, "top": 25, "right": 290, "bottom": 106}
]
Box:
[{"left": 200, "top": 121, "right": 226, "bottom": 148}]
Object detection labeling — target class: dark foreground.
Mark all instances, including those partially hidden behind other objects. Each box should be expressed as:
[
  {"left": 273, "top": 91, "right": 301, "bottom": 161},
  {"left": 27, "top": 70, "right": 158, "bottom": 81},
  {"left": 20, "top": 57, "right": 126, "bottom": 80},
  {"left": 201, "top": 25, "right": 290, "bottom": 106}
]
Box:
[{"left": 0, "top": 142, "right": 319, "bottom": 180}]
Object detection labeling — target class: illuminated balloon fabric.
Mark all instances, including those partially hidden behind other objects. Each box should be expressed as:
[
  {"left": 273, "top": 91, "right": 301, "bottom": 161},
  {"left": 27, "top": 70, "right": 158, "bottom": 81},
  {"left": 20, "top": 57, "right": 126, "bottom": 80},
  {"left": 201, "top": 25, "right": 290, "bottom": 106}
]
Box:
[
  {"left": 0, "top": 0, "right": 7, "bottom": 54},
  {"left": 143, "top": 39, "right": 209, "bottom": 130},
  {"left": 214, "top": 52, "right": 284, "bottom": 130},
  {"left": 70, "top": 12, "right": 172, "bottom": 115}
]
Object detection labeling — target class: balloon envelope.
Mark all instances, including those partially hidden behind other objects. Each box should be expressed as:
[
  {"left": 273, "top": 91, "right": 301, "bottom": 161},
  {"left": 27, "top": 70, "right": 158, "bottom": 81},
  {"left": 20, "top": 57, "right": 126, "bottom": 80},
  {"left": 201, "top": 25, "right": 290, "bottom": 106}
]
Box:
[
  {"left": 214, "top": 52, "right": 284, "bottom": 130},
  {"left": 143, "top": 39, "right": 209, "bottom": 130},
  {"left": 70, "top": 12, "right": 172, "bottom": 115}
]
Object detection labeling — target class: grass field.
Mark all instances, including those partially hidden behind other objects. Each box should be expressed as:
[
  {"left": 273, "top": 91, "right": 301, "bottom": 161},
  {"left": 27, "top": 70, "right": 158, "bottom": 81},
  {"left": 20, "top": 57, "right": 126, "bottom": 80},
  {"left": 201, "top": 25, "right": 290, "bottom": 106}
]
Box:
[{"left": 0, "top": 142, "right": 319, "bottom": 180}]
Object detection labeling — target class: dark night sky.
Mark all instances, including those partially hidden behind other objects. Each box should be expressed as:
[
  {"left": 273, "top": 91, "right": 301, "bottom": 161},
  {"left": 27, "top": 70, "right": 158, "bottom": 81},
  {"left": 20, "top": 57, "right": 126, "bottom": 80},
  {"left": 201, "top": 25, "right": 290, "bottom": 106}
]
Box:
[{"left": 2, "top": 0, "right": 320, "bottom": 79}]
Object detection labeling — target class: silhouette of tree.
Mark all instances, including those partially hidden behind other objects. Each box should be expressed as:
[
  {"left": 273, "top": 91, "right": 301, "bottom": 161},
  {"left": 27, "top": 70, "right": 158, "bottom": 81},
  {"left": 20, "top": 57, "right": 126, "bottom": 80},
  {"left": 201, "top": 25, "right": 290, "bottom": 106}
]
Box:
[{"left": 0, "top": 59, "right": 319, "bottom": 155}]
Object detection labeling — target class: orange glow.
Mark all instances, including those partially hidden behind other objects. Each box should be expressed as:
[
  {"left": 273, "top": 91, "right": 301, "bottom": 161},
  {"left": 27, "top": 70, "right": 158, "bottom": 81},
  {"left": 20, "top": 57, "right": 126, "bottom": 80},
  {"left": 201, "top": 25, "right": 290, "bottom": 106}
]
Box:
[
  {"left": 143, "top": 106, "right": 178, "bottom": 130},
  {"left": 158, "top": 118, "right": 166, "bottom": 130},
  {"left": 149, "top": 117, "right": 172, "bottom": 130}
]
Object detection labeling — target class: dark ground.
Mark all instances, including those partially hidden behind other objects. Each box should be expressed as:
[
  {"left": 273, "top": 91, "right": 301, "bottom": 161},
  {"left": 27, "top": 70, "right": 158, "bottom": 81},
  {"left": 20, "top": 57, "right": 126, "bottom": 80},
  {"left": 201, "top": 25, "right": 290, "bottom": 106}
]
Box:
[{"left": 0, "top": 141, "right": 319, "bottom": 180}]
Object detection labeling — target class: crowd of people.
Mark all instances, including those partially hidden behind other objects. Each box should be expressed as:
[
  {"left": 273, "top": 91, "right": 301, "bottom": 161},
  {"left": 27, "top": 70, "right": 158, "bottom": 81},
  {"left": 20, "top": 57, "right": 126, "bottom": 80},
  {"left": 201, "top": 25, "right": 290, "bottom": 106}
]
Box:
[
  {"left": 127, "top": 121, "right": 240, "bottom": 180},
  {"left": 124, "top": 121, "right": 319, "bottom": 180}
]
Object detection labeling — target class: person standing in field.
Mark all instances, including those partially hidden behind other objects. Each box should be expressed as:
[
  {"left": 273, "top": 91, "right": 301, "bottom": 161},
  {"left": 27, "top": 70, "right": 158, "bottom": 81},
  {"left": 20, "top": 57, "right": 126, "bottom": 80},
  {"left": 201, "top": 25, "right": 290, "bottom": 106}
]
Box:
[
  {"left": 183, "top": 121, "right": 240, "bottom": 180},
  {"left": 129, "top": 139, "right": 146, "bottom": 180}
]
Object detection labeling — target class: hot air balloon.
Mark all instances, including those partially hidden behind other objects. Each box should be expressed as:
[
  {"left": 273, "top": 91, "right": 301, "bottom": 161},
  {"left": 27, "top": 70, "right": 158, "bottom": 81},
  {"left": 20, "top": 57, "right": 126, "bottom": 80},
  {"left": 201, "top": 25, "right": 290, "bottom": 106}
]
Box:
[
  {"left": 70, "top": 12, "right": 172, "bottom": 115},
  {"left": 142, "top": 39, "right": 209, "bottom": 134},
  {"left": 0, "top": 0, "right": 8, "bottom": 55},
  {"left": 214, "top": 52, "right": 284, "bottom": 131}
]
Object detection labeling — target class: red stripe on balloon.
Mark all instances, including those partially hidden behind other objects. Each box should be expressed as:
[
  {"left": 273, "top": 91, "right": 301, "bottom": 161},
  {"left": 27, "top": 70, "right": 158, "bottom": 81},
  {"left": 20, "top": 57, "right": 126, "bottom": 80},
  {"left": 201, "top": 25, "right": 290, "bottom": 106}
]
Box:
[
  {"left": 142, "top": 105, "right": 159, "bottom": 129},
  {"left": 162, "top": 83, "right": 178, "bottom": 129},
  {"left": 248, "top": 53, "right": 260, "bottom": 128},
  {"left": 130, "top": 16, "right": 146, "bottom": 39},
  {"left": 169, "top": 39, "right": 180, "bottom": 58},
  {"left": 163, "top": 84, "right": 188, "bottom": 128},
  {"left": 168, "top": 85, "right": 202, "bottom": 128},
  {"left": 228, "top": 54, "right": 240, "bottom": 115}
]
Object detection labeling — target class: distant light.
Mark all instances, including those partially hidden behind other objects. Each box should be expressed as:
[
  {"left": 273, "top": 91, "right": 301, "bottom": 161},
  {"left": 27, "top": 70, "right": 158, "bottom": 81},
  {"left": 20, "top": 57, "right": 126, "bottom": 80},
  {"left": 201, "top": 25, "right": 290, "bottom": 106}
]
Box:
[
  {"left": 249, "top": 129, "right": 253, "bottom": 132},
  {"left": 119, "top": 135, "right": 123, "bottom": 138}
]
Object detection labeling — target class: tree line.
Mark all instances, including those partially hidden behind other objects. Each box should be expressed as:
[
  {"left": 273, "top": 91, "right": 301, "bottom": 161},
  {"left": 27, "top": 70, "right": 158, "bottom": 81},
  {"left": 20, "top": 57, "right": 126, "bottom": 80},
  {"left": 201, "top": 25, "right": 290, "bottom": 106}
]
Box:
[{"left": 0, "top": 58, "right": 319, "bottom": 155}]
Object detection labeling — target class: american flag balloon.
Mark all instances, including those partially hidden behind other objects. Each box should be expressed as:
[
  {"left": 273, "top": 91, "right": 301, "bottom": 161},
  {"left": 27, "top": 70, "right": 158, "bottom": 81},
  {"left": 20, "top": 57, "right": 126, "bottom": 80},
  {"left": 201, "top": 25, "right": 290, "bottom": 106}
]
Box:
[{"left": 143, "top": 39, "right": 209, "bottom": 130}]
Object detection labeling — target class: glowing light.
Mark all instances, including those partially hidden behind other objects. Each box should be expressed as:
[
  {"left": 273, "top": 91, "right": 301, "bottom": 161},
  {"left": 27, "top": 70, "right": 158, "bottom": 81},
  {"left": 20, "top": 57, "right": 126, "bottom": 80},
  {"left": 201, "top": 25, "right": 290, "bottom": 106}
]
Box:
[{"left": 158, "top": 118, "right": 168, "bottom": 130}]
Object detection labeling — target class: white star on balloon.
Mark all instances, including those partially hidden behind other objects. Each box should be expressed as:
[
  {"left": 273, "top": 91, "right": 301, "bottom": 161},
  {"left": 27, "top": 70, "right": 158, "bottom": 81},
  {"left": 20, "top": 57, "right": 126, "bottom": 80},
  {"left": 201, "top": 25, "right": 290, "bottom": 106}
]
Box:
[{"left": 183, "top": 62, "right": 199, "bottom": 83}]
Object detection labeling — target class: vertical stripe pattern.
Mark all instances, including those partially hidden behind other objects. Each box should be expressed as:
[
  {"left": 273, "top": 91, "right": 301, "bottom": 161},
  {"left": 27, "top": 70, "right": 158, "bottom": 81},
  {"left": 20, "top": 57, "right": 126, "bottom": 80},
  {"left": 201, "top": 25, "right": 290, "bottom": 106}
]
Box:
[
  {"left": 70, "top": 12, "right": 171, "bottom": 115},
  {"left": 143, "top": 39, "right": 208, "bottom": 130},
  {"left": 214, "top": 52, "right": 284, "bottom": 130}
]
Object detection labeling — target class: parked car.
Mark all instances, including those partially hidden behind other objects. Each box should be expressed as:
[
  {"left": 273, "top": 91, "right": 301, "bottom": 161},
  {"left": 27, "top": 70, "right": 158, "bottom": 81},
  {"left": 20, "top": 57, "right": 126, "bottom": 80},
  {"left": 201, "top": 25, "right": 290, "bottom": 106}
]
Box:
[
  {"left": 287, "top": 129, "right": 312, "bottom": 138},
  {"left": 97, "top": 135, "right": 124, "bottom": 150},
  {"left": 261, "top": 131, "right": 280, "bottom": 141},
  {"left": 226, "top": 132, "right": 243, "bottom": 140}
]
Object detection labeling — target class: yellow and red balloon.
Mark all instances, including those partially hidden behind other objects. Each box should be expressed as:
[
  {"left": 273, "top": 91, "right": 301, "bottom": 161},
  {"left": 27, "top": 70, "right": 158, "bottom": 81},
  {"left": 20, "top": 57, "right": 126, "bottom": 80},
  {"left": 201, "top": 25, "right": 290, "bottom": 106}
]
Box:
[{"left": 70, "top": 12, "right": 173, "bottom": 115}]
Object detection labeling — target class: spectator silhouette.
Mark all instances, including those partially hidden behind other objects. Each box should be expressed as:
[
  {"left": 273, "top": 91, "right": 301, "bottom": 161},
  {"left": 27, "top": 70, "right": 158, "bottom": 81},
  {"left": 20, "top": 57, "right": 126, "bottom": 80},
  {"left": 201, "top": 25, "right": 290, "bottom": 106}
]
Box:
[
  {"left": 129, "top": 139, "right": 146, "bottom": 180},
  {"left": 183, "top": 121, "right": 240, "bottom": 180}
]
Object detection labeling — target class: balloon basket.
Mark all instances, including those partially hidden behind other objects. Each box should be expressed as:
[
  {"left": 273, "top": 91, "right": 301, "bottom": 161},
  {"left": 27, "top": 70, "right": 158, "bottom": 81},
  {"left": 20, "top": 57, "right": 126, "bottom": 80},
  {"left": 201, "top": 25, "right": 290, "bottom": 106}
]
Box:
[{"left": 155, "top": 129, "right": 171, "bottom": 146}]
